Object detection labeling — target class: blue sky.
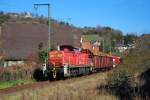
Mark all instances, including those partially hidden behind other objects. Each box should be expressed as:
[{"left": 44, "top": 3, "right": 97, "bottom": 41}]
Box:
[{"left": 0, "top": 0, "right": 150, "bottom": 35}]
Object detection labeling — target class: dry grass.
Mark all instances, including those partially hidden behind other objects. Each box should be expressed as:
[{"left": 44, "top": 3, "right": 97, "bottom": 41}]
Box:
[
  {"left": 0, "top": 72, "right": 118, "bottom": 100},
  {"left": 0, "top": 62, "right": 39, "bottom": 82}
]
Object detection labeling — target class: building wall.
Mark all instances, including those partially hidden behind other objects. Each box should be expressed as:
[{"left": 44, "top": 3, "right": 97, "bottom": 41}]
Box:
[
  {"left": 81, "top": 42, "right": 92, "bottom": 51},
  {"left": 92, "top": 46, "right": 99, "bottom": 55},
  {"left": 81, "top": 41, "right": 100, "bottom": 55}
]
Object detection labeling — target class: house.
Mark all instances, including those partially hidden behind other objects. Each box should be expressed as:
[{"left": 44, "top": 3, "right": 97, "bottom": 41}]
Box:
[
  {"left": 80, "top": 34, "right": 102, "bottom": 55},
  {"left": 115, "top": 44, "right": 128, "bottom": 53}
]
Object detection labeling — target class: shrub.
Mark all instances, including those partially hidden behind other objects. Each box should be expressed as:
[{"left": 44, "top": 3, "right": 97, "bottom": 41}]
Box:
[
  {"left": 0, "top": 63, "right": 39, "bottom": 82},
  {"left": 38, "top": 50, "right": 47, "bottom": 63},
  {"left": 0, "top": 14, "right": 10, "bottom": 25},
  {"left": 107, "top": 69, "right": 132, "bottom": 88},
  {"left": 107, "top": 69, "right": 133, "bottom": 100}
]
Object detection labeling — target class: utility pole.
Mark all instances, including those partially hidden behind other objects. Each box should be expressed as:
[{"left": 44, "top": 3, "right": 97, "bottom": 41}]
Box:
[{"left": 33, "top": 3, "right": 51, "bottom": 63}]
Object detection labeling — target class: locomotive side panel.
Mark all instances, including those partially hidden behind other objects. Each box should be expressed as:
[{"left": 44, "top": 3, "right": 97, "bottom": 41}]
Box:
[{"left": 48, "top": 50, "right": 91, "bottom": 78}]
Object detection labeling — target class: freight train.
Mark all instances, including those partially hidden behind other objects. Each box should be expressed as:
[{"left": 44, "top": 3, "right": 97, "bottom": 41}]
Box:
[{"left": 42, "top": 46, "right": 120, "bottom": 79}]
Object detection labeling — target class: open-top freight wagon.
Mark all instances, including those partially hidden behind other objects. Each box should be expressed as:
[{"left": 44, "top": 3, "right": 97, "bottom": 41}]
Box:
[{"left": 43, "top": 47, "right": 120, "bottom": 79}]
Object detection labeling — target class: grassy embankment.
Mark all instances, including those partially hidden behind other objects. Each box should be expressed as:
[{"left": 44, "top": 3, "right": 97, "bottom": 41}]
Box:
[
  {"left": 0, "top": 72, "right": 118, "bottom": 100},
  {"left": 0, "top": 80, "right": 35, "bottom": 89}
]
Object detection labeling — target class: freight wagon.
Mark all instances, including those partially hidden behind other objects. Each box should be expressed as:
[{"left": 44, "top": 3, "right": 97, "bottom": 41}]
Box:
[{"left": 92, "top": 55, "right": 113, "bottom": 71}]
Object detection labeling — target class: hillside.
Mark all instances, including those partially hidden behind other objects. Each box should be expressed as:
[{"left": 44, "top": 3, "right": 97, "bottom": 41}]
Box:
[
  {"left": 0, "top": 14, "right": 82, "bottom": 60},
  {"left": 0, "top": 12, "right": 136, "bottom": 61}
]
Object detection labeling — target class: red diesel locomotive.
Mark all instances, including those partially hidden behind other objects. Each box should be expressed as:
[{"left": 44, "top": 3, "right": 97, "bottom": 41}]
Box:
[{"left": 43, "top": 47, "right": 120, "bottom": 79}]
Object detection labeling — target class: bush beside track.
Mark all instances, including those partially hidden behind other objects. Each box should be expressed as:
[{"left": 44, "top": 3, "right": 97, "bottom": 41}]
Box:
[{"left": 0, "top": 62, "right": 39, "bottom": 82}]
